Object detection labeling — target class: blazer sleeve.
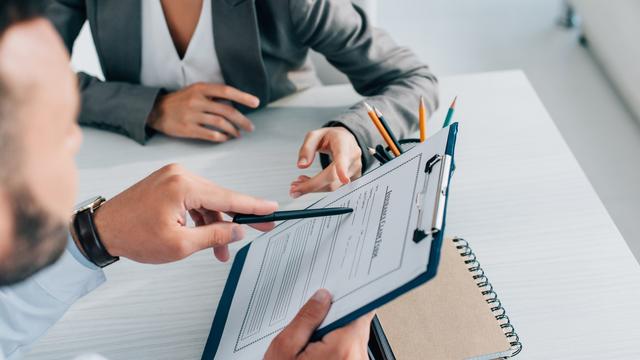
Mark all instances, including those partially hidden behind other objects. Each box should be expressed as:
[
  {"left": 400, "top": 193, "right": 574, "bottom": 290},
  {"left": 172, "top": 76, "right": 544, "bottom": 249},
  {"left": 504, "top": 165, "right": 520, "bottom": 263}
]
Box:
[
  {"left": 46, "top": 0, "right": 162, "bottom": 144},
  {"left": 289, "top": 0, "right": 439, "bottom": 170}
]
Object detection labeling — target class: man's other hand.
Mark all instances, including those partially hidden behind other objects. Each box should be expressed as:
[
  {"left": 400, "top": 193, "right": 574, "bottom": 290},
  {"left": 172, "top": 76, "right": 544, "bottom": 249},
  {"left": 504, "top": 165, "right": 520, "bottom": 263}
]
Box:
[{"left": 265, "top": 289, "right": 373, "bottom": 360}]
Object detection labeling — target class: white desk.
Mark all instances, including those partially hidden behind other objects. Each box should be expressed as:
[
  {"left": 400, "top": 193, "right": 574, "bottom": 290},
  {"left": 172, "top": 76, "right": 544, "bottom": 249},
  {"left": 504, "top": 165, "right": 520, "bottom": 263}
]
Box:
[{"left": 27, "top": 71, "right": 640, "bottom": 359}]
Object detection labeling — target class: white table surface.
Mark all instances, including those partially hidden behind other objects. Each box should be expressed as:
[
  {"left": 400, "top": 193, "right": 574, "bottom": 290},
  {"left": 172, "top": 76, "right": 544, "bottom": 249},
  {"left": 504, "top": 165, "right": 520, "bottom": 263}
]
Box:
[{"left": 27, "top": 71, "right": 640, "bottom": 359}]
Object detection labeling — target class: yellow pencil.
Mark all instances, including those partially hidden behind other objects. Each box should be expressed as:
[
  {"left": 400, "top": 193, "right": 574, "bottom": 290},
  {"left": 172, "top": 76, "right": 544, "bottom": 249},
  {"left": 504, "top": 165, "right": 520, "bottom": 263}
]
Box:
[
  {"left": 419, "top": 96, "right": 427, "bottom": 142},
  {"left": 364, "top": 102, "right": 401, "bottom": 157}
]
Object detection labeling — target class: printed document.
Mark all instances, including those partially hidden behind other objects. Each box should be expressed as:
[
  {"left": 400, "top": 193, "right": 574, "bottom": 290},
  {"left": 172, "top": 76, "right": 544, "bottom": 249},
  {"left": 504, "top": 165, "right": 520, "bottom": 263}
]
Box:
[{"left": 209, "top": 127, "right": 451, "bottom": 360}]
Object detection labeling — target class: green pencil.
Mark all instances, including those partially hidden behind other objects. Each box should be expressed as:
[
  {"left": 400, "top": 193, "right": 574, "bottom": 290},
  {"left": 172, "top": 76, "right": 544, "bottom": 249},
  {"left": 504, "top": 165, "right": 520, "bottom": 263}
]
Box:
[{"left": 443, "top": 96, "right": 457, "bottom": 128}]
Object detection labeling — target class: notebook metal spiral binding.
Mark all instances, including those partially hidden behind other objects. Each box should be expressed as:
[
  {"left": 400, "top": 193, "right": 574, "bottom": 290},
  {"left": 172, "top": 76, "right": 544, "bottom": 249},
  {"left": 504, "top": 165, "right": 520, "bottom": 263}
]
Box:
[{"left": 452, "top": 237, "right": 523, "bottom": 358}]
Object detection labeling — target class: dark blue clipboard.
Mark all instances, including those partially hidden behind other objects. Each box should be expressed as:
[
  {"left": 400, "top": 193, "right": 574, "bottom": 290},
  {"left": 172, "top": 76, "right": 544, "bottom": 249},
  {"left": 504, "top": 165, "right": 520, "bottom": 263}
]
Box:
[{"left": 202, "top": 123, "right": 459, "bottom": 360}]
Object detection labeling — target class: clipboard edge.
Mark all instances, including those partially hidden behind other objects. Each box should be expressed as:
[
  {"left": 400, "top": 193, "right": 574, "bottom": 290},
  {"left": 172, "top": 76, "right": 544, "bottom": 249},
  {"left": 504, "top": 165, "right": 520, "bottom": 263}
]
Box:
[{"left": 201, "top": 242, "right": 252, "bottom": 360}]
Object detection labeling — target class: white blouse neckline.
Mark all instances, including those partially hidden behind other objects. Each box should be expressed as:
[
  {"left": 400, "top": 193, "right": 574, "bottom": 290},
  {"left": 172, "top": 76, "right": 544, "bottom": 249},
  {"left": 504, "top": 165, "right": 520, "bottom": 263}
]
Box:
[
  {"left": 140, "top": 0, "right": 225, "bottom": 91},
  {"left": 156, "top": 0, "right": 207, "bottom": 62}
]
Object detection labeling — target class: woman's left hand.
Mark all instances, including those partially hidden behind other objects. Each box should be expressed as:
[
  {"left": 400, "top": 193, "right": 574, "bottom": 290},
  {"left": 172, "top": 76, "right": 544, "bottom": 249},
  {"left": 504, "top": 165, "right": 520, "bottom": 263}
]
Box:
[{"left": 290, "top": 127, "right": 362, "bottom": 198}]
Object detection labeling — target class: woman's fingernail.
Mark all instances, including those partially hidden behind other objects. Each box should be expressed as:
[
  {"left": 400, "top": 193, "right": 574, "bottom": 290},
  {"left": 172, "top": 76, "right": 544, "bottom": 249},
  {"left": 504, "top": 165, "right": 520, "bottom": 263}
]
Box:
[
  {"left": 290, "top": 192, "right": 302, "bottom": 199},
  {"left": 298, "top": 157, "right": 307, "bottom": 166},
  {"left": 312, "top": 289, "right": 332, "bottom": 303}
]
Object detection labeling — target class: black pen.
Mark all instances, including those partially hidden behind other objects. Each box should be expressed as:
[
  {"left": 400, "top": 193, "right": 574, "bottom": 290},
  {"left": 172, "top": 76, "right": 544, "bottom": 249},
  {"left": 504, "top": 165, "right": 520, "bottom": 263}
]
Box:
[
  {"left": 233, "top": 207, "right": 353, "bottom": 224},
  {"left": 368, "top": 147, "right": 388, "bottom": 165},
  {"left": 375, "top": 144, "right": 391, "bottom": 162}
]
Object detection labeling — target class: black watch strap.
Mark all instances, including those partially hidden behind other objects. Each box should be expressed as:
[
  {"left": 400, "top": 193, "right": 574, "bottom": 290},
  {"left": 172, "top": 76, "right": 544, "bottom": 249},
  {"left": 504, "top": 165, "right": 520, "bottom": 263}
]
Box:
[{"left": 73, "top": 208, "right": 119, "bottom": 268}]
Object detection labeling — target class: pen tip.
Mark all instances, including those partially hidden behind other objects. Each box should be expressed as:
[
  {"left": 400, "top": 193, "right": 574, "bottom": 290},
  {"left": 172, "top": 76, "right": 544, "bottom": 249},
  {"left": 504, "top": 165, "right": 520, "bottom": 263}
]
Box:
[
  {"left": 450, "top": 96, "right": 457, "bottom": 109},
  {"left": 373, "top": 106, "right": 383, "bottom": 117},
  {"left": 367, "top": 147, "right": 376, "bottom": 154}
]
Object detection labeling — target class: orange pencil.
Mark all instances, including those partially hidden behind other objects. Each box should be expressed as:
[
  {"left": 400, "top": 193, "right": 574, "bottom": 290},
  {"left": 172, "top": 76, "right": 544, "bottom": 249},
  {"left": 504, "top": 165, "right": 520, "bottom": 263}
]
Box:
[
  {"left": 419, "top": 96, "right": 427, "bottom": 142},
  {"left": 364, "top": 102, "right": 401, "bottom": 157}
]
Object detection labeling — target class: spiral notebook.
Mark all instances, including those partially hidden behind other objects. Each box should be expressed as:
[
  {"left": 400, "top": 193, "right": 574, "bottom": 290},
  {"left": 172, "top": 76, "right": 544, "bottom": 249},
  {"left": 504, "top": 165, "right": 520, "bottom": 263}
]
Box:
[{"left": 375, "top": 237, "right": 522, "bottom": 359}]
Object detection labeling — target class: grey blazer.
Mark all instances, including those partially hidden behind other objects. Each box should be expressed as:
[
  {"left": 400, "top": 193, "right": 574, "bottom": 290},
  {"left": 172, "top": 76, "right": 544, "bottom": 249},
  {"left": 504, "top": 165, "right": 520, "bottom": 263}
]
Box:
[{"left": 46, "top": 0, "right": 438, "bottom": 169}]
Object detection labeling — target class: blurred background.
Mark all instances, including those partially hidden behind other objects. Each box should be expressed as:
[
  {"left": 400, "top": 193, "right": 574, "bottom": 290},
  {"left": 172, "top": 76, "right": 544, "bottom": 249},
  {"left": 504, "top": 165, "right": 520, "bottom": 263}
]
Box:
[{"left": 70, "top": 0, "right": 640, "bottom": 261}]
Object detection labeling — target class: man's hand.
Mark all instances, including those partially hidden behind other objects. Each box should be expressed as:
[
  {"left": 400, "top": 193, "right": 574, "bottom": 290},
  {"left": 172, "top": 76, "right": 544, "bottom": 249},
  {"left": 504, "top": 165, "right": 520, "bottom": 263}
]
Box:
[
  {"left": 265, "top": 289, "right": 373, "bottom": 360},
  {"left": 147, "top": 83, "right": 260, "bottom": 143},
  {"left": 290, "top": 127, "right": 362, "bottom": 198},
  {"left": 92, "top": 164, "right": 278, "bottom": 263}
]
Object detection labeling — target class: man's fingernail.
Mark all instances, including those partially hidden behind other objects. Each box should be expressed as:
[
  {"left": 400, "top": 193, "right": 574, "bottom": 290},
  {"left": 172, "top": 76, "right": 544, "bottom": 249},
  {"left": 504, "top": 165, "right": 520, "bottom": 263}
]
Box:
[
  {"left": 312, "top": 289, "right": 332, "bottom": 303},
  {"left": 290, "top": 192, "right": 302, "bottom": 199},
  {"left": 253, "top": 98, "right": 260, "bottom": 107},
  {"left": 268, "top": 200, "right": 279, "bottom": 208},
  {"left": 249, "top": 124, "right": 255, "bottom": 131},
  {"left": 231, "top": 226, "right": 244, "bottom": 242}
]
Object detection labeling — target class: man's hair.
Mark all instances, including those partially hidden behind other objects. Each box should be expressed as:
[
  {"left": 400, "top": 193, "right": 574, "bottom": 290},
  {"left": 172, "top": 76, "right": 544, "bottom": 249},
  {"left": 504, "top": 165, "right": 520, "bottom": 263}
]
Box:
[
  {"left": 0, "top": 0, "right": 45, "bottom": 36},
  {"left": 0, "top": 0, "right": 45, "bottom": 181},
  {"left": 0, "top": 185, "right": 68, "bottom": 285}
]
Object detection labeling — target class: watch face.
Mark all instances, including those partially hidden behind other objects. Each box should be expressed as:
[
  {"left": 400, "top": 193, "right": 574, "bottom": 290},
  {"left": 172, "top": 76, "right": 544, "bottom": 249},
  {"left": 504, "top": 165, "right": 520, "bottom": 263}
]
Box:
[{"left": 74, "top": 196, "right": 104, "bottom": 213}]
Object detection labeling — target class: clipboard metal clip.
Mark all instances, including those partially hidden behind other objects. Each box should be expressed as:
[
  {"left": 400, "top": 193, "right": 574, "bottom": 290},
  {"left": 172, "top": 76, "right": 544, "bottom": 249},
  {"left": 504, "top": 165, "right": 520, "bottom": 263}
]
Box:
[
  {"left": 424, "top": 154, "right": 441, "bottom": 174},
  {"left": 413, "top": 154, "right": 453, "bottom": 243}
]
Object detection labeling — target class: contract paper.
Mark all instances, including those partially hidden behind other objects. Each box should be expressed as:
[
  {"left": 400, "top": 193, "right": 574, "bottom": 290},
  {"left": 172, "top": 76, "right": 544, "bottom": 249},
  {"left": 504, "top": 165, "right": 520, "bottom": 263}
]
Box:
[{"left": 209, "top": 127, "right": 452, "bottom": 360}]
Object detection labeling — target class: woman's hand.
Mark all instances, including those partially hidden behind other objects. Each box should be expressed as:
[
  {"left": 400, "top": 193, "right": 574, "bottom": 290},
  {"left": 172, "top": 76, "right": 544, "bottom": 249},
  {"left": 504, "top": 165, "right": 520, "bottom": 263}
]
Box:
[
  {"left": 290, "top": 127, "right": 362, "bottom": 198},
  {"left": 147, "top": 82, "right": 260, "bottom": 143}
]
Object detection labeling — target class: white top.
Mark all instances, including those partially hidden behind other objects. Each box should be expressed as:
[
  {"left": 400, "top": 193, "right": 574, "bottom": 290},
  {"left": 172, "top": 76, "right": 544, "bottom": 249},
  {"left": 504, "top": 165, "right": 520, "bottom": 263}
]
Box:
[{"left": 140, "top": 0, "right": 224, "bottom": 90}]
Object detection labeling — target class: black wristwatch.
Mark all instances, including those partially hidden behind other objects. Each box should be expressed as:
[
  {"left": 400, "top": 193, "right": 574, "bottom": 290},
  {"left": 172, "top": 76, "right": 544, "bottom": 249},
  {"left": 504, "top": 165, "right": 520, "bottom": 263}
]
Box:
[{"left": 72, "top": 196, "right": 119, "bottom": 268}]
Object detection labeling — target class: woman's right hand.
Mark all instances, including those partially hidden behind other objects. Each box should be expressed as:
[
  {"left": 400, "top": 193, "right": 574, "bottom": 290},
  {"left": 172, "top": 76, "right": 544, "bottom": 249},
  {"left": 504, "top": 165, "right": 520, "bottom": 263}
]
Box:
[{"left": 147, "top": 82, "right": 260, "bottom": 142}]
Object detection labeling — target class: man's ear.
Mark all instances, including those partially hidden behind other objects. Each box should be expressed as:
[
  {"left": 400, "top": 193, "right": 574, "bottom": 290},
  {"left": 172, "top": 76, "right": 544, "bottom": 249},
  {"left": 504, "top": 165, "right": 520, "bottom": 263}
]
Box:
[{"left": 0, "top": 186, "right": 14, "bottom": 256}]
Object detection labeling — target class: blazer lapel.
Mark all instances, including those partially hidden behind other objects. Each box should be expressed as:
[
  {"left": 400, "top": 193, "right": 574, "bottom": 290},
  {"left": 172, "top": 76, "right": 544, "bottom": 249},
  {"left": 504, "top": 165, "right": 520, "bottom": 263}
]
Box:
[
  {"left": 213, "top": 0, "right": 270, "bottom": 110},
  {"left": 95, "top": 0, "right": 142, "bottom": 82}
]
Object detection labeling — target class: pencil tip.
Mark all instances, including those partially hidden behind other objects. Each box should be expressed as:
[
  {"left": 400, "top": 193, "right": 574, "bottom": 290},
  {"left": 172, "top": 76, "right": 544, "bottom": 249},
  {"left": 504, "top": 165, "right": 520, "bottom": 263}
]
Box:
[
  {"left": 363, "top": 102, "right": 373, "bottom": 111},
  {"left": 450, "top": 96, "right": 457, "bottom": 108}
]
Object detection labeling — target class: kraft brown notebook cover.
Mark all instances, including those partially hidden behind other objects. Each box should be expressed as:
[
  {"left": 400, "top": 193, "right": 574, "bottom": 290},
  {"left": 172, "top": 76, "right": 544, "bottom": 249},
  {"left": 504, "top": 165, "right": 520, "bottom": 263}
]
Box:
[{"left": 377, "top": 237, "right": 521, "bottom": 359}]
